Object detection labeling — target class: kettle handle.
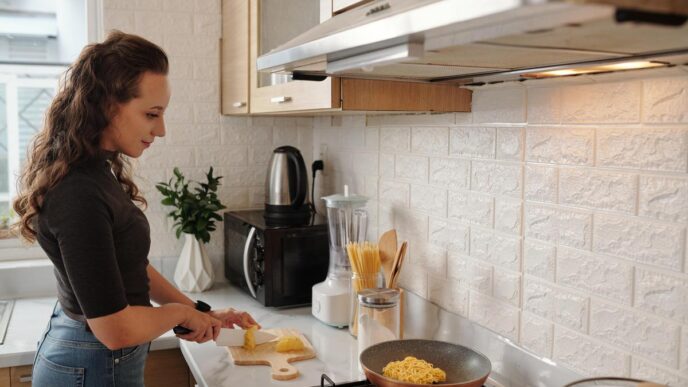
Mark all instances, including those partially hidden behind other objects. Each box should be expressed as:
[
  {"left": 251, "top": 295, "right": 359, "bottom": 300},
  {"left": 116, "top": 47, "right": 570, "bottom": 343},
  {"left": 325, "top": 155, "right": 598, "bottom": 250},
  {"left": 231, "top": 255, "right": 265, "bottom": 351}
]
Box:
[{"left": 286, "top": 150, "right": 307, "bottom": 208}]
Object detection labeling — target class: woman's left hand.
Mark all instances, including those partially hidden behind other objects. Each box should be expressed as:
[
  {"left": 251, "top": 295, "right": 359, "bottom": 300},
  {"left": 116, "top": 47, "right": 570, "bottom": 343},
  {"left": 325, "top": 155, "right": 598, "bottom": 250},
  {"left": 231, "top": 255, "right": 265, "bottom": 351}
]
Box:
[{"left": 208, "top": 308, "right": 260, "bottom": 329}]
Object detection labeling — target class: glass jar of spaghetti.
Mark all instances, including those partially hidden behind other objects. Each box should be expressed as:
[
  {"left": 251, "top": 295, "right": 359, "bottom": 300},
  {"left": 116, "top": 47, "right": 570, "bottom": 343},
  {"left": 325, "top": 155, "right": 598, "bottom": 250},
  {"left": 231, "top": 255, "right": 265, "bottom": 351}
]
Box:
[{"left": 349, "top": 270, "right": 384, "bottom": 336}]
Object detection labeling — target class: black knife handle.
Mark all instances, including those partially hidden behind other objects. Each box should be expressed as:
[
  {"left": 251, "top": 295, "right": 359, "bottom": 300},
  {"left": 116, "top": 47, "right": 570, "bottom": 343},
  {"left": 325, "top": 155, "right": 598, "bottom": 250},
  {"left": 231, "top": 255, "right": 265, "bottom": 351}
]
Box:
[{"left": 173, "top": 325, "right": 192, "bottom": 335}]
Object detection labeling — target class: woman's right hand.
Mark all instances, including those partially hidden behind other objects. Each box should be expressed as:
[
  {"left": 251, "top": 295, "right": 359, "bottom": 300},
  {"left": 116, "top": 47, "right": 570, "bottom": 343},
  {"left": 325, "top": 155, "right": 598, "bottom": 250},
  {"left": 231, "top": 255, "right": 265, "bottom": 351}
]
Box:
[{"left": 176, "top": 305, "right": 222, "bottom": 343}]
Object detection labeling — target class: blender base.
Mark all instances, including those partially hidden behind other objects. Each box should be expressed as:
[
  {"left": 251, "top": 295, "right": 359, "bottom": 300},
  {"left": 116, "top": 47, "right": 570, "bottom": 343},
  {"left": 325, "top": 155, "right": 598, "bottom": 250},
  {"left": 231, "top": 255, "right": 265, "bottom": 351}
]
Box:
[{"left": 312, "top": 279, "right": 350, "bottom": 328}]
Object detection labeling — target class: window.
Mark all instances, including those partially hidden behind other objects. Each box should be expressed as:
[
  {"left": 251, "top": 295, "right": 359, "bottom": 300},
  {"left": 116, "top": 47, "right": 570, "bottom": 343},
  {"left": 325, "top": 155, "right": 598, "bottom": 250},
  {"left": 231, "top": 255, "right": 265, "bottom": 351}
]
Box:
[{"left": 0, "top": 67, "right": 62, "bottom": 219}]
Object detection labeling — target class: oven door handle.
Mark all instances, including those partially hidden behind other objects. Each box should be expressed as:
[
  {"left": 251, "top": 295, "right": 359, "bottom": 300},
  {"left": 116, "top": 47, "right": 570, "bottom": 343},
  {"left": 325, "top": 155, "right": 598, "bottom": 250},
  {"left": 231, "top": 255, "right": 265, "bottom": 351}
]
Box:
[{"left": 243, "top": 226, "right": 258, "bottom": 298}]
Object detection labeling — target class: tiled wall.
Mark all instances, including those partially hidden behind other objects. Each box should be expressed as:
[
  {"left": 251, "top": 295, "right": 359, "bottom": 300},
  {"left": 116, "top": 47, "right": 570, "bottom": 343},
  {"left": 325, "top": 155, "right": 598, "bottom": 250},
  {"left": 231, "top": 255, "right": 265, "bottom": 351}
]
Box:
[
  {"left": 313, "top": 70, "right": 688, "bottom": 384},
  {"left": 102, "top": 0, "right": 313, "bottom": 278}
]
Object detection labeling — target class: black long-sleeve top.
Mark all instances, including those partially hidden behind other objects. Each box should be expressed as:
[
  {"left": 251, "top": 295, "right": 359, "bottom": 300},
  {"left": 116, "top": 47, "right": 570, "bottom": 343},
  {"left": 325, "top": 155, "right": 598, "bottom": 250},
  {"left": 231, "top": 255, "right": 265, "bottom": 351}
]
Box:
[{"left": 36, "top": 151, "right": 151, "bottom": 320}]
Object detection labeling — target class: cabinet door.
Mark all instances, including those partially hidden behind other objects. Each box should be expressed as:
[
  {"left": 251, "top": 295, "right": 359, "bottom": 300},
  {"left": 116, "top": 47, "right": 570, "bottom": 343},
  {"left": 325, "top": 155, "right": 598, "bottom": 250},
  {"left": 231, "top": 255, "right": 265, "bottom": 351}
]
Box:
[
  {"left": 249, "top": 0, "right": 340, "bottom": 114},
  {"left": 221, "top": 0, "right": 250, "bottom": 115},
  {"left": 144, "top": 349, "right": 190, "bottom": 387},
  {"left": 0, "top": 368, "right": 8, "bottom": 387},
  {"left": 9, "top": 365, "right": 32, "bottom": 387}
]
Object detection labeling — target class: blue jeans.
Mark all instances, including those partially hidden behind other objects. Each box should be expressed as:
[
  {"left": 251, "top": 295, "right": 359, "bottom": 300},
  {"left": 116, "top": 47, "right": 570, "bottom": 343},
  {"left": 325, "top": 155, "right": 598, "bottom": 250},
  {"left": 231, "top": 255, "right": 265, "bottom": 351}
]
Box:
[{"left": 32, "top": 302, "right": 150, "bottom": 387}]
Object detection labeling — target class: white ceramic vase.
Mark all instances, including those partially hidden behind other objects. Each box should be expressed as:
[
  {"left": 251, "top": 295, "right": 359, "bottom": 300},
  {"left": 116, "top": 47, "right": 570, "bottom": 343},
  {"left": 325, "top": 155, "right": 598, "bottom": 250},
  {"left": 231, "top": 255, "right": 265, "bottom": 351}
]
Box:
[{"left": 174, "top": 233, "right": 214, "bottom": 292}]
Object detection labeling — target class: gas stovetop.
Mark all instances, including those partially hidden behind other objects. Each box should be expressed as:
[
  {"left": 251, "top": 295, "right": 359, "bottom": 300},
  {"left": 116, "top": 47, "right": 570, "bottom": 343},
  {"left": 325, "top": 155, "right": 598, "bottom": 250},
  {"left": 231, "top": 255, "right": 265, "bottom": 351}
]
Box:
[{"left": 312, "top": 374, "right": 506, "bottom": 387}]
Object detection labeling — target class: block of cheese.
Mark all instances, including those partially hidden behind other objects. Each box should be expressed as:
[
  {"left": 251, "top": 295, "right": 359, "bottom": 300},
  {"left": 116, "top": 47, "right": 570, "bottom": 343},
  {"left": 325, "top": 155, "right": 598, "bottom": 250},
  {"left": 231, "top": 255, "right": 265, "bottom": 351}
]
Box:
[
  {"left": 243, "top": 326, "right": 258, "bottom": 350},
  {"left": 275, "top": 335, "right": 304, "bottom": 352}
]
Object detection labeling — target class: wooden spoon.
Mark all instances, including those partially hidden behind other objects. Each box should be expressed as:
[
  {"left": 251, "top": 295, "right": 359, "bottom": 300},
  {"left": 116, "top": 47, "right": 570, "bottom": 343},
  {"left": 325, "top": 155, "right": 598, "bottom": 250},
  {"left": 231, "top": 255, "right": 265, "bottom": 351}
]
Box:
[
  {"left": 378, "top": 229, "right": 397, "bottom": 286},
  {"left": 388, "top": 241, "right": 407, "bottom": 289}
]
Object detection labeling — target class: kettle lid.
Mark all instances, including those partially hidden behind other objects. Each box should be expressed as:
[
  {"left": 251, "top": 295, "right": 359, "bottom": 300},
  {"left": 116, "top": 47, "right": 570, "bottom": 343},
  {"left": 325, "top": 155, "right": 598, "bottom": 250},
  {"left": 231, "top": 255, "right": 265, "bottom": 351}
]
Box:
[{"left": 322, "top": 185, "right": 368, "bottom": 208}]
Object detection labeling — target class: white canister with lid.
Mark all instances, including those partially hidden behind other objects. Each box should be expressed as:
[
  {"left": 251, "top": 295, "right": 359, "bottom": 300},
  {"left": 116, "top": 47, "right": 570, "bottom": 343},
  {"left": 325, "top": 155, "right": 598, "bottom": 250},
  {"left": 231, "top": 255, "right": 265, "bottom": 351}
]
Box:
[{"left": 357, "top": 288, "right": 400, "bottom": 362}]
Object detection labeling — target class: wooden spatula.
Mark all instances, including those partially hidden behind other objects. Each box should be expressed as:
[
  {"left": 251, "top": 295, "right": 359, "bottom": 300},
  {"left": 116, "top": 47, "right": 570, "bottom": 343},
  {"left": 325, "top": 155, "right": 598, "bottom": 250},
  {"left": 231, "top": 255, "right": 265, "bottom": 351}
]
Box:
[
  {"left": 389, "top": 241, "right": 407, "bottom": 289},
  {"left": 378, "top": 229, "right": 397, "bottom": 286}
]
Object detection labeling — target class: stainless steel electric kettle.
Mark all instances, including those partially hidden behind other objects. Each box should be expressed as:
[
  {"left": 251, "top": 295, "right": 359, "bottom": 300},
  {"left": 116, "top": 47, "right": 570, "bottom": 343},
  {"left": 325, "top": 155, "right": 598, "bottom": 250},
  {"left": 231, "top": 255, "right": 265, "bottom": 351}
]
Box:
[{"left": 264, "top": 146, "right": 311, "bottom": 224}]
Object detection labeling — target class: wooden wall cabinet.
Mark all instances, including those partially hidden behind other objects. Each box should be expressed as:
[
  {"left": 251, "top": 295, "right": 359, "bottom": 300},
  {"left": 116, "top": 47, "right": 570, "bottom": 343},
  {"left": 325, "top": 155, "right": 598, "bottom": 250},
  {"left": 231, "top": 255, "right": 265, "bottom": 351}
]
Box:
[{"left": 221, "top": 0, "right": 472, "bottom": 115}]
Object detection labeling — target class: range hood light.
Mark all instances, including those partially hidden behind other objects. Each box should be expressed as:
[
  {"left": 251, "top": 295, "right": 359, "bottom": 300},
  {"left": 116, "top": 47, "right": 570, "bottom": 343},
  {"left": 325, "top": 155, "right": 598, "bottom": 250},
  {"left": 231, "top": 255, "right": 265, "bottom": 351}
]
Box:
[{"left": 524, "top": 61, "right": 666, "bottom": 78}]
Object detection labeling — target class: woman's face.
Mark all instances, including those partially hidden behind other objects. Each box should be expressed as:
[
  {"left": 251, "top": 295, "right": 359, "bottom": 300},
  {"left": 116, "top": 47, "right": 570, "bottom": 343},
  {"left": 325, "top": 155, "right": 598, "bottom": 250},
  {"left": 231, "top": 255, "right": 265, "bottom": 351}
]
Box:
[{"left": 100, "top": 71, "right": 170, "bottom": 158}]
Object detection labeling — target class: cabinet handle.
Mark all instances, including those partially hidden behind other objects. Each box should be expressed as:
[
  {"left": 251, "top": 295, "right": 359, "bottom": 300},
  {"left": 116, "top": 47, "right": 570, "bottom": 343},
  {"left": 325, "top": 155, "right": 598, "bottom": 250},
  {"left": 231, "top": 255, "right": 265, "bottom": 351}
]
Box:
[
  {"left": 19, "top": 374, "right": 32, "bottom": 382},
  {"left": 232, "top": 101, "right": 246, "bottom": 108},
  {"left": 270, "top": 96, "right": 292, "bottom": 104}
]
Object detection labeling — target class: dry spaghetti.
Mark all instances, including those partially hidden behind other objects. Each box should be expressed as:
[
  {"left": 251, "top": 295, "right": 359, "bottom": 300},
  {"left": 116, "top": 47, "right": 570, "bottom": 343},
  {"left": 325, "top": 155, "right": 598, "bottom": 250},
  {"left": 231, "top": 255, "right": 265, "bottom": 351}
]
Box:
[{"left": 382, "top": 356, "right": 447, "bottom": 384}]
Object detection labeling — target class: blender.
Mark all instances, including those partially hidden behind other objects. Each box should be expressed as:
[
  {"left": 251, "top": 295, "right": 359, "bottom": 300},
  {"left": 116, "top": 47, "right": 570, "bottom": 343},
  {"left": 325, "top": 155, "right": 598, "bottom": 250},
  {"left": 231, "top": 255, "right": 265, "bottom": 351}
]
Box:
[{"left": 312, "top": 185, "right": 368, "bottom": 327}]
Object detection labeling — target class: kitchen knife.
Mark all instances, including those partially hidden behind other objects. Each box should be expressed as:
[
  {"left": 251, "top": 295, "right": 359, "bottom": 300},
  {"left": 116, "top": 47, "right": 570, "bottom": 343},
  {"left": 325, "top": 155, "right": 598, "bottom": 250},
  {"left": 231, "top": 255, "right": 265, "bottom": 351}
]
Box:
[{"left": 215, "top": 328, "right": 277, "bottom": 347}]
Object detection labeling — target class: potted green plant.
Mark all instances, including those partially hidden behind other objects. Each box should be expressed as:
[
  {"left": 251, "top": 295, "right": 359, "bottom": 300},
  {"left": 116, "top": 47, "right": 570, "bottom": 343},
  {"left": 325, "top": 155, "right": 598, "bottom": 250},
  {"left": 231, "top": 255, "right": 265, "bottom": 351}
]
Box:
[
  {"left": 156, "top": 167, "right": 226, "bottom": 292},
  {"left": 0, "top": 208, "right": 16, "bottom": 239}
]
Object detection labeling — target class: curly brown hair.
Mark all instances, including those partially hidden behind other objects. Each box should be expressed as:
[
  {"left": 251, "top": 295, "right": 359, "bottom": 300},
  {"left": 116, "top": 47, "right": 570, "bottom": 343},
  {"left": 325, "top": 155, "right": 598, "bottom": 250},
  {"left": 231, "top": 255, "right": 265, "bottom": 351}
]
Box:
[{"left": 12, "top": 30, "right": 169, "bottom": 242}]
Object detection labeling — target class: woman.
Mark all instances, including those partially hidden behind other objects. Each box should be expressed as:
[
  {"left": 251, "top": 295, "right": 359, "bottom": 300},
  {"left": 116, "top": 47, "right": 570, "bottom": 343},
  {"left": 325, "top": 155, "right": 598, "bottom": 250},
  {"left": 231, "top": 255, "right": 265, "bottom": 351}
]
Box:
[{"left": 12, "top": 30, "right": 258, "bottom": 386}]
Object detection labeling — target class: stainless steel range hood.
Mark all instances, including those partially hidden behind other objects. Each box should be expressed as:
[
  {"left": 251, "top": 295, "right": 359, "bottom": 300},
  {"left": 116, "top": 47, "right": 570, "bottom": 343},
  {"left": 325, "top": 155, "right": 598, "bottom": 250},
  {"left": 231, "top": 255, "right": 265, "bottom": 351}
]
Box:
[{"left": 256, "top": 0, "right": 688, "bottom": 85}]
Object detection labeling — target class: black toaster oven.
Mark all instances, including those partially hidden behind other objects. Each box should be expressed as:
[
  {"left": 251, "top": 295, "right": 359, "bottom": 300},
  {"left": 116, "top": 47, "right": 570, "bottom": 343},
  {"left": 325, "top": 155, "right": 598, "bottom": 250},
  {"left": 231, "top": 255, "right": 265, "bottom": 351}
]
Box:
[{"left": 224, "top": 210, "right": 329, "bottom": 307}]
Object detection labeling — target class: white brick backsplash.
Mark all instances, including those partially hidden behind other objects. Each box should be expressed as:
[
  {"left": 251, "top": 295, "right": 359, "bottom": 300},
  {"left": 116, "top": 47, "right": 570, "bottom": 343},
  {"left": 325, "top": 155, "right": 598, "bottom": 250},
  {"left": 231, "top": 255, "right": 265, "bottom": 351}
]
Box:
[
  {"left": 248, "top": 145, "right": 274, "bottom": 165},
  {"left": 524, "top": 164, "right": 558, "bottom": 202},
  {"left": 524, "top": 240, "right": 556, "bottom": 282},
  {"left": 682, "top": 328, "right": 688, "bottom": 374},
  {"left": 395, "top": 155, "right": 428, "bottom": 182},
  {"left": 526, "top": 127, "right": 594, "bottom": 165},
  {"left": 165, "top": 101, "right": 194, "bottom": 124},
  {"left": 340, "top": 126, "right": 365, "bottom": 149},
  {"left": 447, "top": 253, "right": 492, "bottom": 294},
  {"left": 447, "top": 190, "right": 493, "bottom": 227},
  {"left": 496, "top": 127, "right": 523, "bottom": 161},
  {"left": 410, "top": 185, "right": 447, "bottom": 216},
  {"left": 525, "top": 204, "right": 592, "bottom": 249},
  {"left": 590, "top": 300, "right": 680, "bottom": 367},
  {"left": 103, "top": 10, "right": 135, "bottom": 31},
  {"left": 163, "top": 35, "right": 218, "bottom": 58},
  {"left": 597, "top": 127, "right": 688, "bottom": 172},
  {"left": 225, "top": 166, "right": 266, "bottom": 187},
  {"left": 367, "top": 113, "right": 456, "bottom": 127},
  {"left": 495, "top": 198, "right": 522, "bottom": 234},
  {"left": 471, "top": 161, "right": 522, "bottom": 198},
  {"left": 162, "top": 13, "right": 193, "bottom": 35},
  {"left": 632, "top": 358, "right": 688, "bottom": 387},
  {"left": 379, "top": 180, "right": 409, "bottom": 207},
  {"left": 527, "top": 87, "right": 561, "bottom": 124},
  {"left": 643, "top": 77, "right": 688, "bottom": 123},
  {"left": 428, "top": 218, "right": 469, "bottom": 254},
  {"left": 397, "top": 262, "right": 428, "bottom": 298},
  {"left": 194, "top": 13, "right": 221, "bottom": 36},
  {"left": 557, "top": 247, "right": 633, "bottom": 304},
  {"left": 365, "top": 127, "right": 379, "bottom": 150},
  {"left": 473, "top": 88, "right": 525, "bottom": 124},
  {"left": 273, "top": 127, "right": 299, "bottom": 146},
  {"left": 411, "top": 242, "right": 447, "bottom": 277},
  {"left": 411, "top": 127, "right": 449, "bottom": 155},
  {"left": 380, "top": 127, "right": 410, "bottom": 152},
  {"left": 562, "top": 81, "right": 641, "bottom": 123},
  {"left": 394, "top": 210, "right": 429, "bottom": 243},
  {"left": 470, "top": 228, "right": 521, "bottom": 271},
  {"left": 559, "top": 168, "right": 637, "bottom": 213},
  {"left": 635, "top": 269, "right": 688, "bottom": 324},
  {"left": 196, "top": 145, "right": 247, "bottom": 167},
  {"left": 352, "top": 152, "right": 378, "bottom": 176},
  {"left": 166, "top": 123, "right": 220, "bottom": 146},
  {"left": 469, "top": 293, "right": 520, "bottom": 340},
  {"left": 428, "top": 276, "right": 469, "bottom": 317},
  {"left": 449, "top": 127, "right": 495, "bottom": 158},
  {"left": 493, "top": 269, "right": 521, "bottom": 306},
  {"left": 194, "top": 102, "right": 220, "bottom": 124},
  {"left": 593, "top": 214, "right": 685, "bottom": 271},
  {"left": 524, "top": 279, "right": 589, "bottom": 331},
  {"left": 429, "top": 158, "right": 470, "bottom": 190},
  {"left": 139, "top": 146, "right": 195, "bottom": 168},
  {"left": 380, "top": 153, "right": 395, "bottom": 178},
  {"left": 520, "top": 312, "right": 553, "bottom": 356},
  {"left": 554, "top": 326, "right": 630, "bottom": 376},
  {"left": 639, "top": 175, "right": 688, "bottom": 223},
  {"left": 194, "top": 0, "right": 220, "bottom": 14}
]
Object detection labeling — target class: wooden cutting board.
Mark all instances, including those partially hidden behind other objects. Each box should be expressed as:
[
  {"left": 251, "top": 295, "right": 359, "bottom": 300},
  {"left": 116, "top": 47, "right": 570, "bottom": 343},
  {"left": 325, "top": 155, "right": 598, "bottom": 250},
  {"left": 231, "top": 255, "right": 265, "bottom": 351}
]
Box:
[{"left": 226, "top": 328, "right": 316, "bottom": 381}]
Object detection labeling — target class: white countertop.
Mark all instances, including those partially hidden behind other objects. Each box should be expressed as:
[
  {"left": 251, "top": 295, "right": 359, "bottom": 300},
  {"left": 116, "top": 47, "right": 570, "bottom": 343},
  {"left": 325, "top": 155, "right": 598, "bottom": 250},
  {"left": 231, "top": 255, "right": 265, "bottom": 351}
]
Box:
[
  {"left": 180, "top": 284, "right": 363, "bottom": 387},
  {"left": 0, "top": 296, "right": 182, "bottom": 369}
]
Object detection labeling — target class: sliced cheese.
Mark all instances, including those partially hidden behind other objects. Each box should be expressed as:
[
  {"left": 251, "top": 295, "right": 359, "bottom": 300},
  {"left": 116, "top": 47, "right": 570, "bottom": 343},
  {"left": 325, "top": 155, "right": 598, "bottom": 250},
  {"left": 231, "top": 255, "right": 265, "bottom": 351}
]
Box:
[
  {"left": 243, "top": 326, "right": 257, "bottom": 350},
  {"left": 275, "top": 335, "right": 304, "bottom": 352}
]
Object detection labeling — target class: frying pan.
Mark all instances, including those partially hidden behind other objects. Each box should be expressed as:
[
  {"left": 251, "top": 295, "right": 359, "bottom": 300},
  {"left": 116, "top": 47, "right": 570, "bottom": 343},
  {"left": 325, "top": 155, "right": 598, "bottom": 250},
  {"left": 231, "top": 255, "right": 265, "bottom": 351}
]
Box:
[{"left": 359, "top": 339, "right": 491, "bottom": 387}]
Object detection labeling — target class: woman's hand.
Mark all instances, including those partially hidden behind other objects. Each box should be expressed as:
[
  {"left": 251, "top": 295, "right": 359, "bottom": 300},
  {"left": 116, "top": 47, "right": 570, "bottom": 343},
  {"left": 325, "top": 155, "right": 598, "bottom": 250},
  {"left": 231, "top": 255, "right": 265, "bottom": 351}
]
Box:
[
  {"left": 176, "top": 305, "right": 223, "bottom": 343},
  {"left": 208, "top": 308, "right": 260, "bottom": 329}
]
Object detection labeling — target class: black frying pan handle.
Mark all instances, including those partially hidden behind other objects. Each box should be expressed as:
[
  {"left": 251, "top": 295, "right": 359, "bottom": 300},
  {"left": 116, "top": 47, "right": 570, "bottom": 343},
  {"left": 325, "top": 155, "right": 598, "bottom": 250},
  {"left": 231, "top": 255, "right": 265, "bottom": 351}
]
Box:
[{"left": 173, "top": 325, "right": 192, "bottom": 335}]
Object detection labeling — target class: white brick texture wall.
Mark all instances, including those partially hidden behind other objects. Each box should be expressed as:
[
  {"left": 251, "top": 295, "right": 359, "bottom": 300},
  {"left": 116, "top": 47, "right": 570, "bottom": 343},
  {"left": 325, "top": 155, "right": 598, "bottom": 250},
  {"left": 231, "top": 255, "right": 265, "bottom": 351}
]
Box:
[
  {"left": 315, "top": 69, "right": 688, "bottom": 384},
  {"left": 103, "top": 2, "right": 313, "bottom": 280}
]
